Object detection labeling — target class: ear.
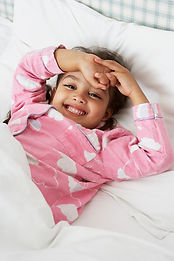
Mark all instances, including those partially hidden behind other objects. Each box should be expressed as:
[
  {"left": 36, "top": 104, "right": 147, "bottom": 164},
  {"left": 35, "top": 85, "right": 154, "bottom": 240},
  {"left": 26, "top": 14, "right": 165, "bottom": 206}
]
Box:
[{"left": 102, "top": 107, "right": 113, "bottom": 122}]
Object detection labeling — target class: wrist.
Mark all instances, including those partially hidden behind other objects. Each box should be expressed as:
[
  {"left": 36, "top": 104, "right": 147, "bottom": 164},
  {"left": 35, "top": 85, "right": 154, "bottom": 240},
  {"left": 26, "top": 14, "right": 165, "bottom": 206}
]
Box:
[
  {"left": 77, "top": 52, "right": 94, "bottom": 72},
  {"left": 54, "top": 48, "right": 86, "bottom": 72},
  {"left": 129, "top": 87, "right": 149, "bottom": 106}
]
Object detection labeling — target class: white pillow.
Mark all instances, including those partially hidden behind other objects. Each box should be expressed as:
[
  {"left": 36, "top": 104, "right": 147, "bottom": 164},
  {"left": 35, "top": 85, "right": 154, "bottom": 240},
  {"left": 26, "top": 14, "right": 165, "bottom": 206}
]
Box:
[
  {"left": 0, "top": 0, "right": 174, "bottom": 146},
  {"left": 0, "top": 17, "right": 12, "bottom": 56},
  {"left": 0, "top": 36, "right": 31, "bottom": 122}
]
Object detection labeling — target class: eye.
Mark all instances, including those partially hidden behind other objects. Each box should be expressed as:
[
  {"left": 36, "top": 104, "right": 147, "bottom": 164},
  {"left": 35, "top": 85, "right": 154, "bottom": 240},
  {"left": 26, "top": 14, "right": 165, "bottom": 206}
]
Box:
[
  {"left": 89, "top": 92, "right": 102, "bottom": 99},
  {"left": 64, "top": 84, "right": 76, "bottom": 90}
]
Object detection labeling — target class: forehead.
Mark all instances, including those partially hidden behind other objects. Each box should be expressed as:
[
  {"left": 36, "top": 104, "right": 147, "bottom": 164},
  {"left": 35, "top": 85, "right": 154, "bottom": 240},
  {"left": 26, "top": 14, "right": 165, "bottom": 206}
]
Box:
[{"left": 61, "top": 71, "right": 88, "bottom": 83}]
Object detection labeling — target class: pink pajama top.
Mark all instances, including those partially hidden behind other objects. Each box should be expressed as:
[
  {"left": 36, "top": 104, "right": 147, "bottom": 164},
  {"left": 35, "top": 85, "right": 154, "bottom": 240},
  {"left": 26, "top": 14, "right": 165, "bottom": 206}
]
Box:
[{"left": 8, "top": 46, "right": 174, "bottom": 224}]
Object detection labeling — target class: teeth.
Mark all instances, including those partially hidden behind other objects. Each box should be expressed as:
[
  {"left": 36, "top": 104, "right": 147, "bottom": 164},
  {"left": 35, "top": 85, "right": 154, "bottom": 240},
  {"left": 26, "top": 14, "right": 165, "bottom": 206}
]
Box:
[{"left": 67, "top": 106, "right": 86, "bottom": 116}]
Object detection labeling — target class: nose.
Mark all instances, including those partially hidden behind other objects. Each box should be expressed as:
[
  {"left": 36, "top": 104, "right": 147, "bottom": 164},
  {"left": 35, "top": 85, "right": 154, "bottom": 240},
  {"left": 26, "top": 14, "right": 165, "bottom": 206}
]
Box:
[{"left": 73, "top": 94, "right": 86, "bottom": 104}]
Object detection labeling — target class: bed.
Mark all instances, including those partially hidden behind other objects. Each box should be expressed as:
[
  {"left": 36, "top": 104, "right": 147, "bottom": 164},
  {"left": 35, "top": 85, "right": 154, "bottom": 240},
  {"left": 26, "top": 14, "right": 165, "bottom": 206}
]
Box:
[{"left": 0, "top": 0, "right": 174, "bottom": 260}]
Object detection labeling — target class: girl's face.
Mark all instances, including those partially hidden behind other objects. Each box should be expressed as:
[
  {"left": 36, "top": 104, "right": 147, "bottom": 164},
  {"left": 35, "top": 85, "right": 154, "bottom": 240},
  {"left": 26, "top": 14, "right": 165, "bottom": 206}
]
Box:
[{"left": 50, "top": 71, "right": 112, "bottom": 129}]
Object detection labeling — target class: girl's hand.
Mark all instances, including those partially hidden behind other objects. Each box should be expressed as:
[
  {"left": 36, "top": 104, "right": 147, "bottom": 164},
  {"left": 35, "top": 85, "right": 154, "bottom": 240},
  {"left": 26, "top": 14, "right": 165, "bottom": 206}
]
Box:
[
  {"left": 95, "top": 58, "right": 149, "bottom": 105},
  {"left": 55, "top": 48, "right": 111, "bottom": 89},
  {"left": 78, "top": 52, "right": 112, "bottom": 89}
]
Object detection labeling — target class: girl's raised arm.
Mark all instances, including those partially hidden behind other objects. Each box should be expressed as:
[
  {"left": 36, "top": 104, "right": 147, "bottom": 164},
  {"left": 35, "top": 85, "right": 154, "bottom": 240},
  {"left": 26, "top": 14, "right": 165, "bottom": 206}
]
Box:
[{"left": 12, "top": 46, "right": 63, "bottom": 110}]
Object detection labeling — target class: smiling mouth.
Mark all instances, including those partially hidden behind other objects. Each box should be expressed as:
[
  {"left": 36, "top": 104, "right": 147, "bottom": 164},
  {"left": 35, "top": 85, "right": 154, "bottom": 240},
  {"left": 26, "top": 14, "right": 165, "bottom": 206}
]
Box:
[{"left": 64, "top": 105, "right": 87, "bottom": 116}]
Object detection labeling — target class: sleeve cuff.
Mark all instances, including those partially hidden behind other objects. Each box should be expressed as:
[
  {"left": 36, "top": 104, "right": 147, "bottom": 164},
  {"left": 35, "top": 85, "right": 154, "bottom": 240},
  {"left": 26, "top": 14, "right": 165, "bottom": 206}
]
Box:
[
  {"left": 133, "top": 103, "right": 163, "bottom": 121},
  {"left": 40, "top": 45, "right": 65, "bottom": 75}
]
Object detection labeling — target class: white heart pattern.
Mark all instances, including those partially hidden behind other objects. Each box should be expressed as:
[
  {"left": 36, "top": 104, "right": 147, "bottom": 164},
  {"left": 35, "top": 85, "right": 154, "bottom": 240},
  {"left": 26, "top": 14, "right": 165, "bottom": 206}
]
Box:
[
  {"left": 48, "top": 109, "right": 63, "bottom": 121},
  {"left": 29, "top": 119, "right": 41, "bottom": 131},
  {"left": 139, "top": 137, "right": 161, "bottom": 151},
  {"left": 117, "top": 168, "right": 130, "bottom": 179},
  {"left": 102, "top": 137, "right": 110, "bottom": 150},
  {"left": 58, "top": 204, "right": 78, "bottom": 222},
  {"left": 68, "top": 176, "right": 83, "bottom": 193},
  {"left": 9, "top": 118, "right": 21, "bottom": 125},
  {"left": 26, "top": 152, "right": 39, "bottom": 166},
  {"left": 84, "top": 150, "right": 96, "bottom": 162},
  {"left": 136, "top": 104, "right": 149, "bottom": 118},
  {"left": 42, "top": 55, "right": 49, "bottom": 67},
  {"left": 87, "top": 131, "right": 100, "bottom": 151},
  {"left": 57, "top": 152, "right": 77, "bottom": 175},
  {"left": 68, "top": 125, "right": 73, "bottom": 130},
  {"left": 16, "top": 74, "right": 39, "bottom": 90},
  {"left": 130, "top": 144, "right": 139, "bottom": 153}
]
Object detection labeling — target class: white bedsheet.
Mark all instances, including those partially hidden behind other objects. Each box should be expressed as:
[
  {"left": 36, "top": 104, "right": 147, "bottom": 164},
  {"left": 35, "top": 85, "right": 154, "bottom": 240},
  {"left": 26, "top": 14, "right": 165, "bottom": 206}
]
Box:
[
  {"left": 0, "top": 123, "right": 174, "bottom": 260},
  {"left": 101, "top": 170, "right": 174, "bottom": 239},
  {"left": 2, "top": 227, "right": 174, "bottom": 261}
]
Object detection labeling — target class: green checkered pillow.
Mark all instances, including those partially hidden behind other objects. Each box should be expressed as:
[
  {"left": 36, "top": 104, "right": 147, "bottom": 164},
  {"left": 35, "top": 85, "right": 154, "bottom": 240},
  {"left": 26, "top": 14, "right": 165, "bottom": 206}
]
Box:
[
  {"left": 0, "top": 0, "right": 14, "bottom": 21},
  {"left": 77, "top": 0, "right": 174, "bottom": 31},
  {"left": 1, "top": 0, "right": 174, "bottom": 31}
]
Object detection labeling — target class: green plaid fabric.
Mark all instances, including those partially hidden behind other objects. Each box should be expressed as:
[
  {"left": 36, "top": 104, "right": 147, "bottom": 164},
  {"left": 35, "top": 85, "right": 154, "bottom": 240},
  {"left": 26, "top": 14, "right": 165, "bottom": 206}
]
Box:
[
  {"left": 0, "top": 0, "right": 174, "bottom": 31},
  {"left": 0, "top": 0, "right": 13, "bottom": 21},
  {"left": 77, "top": 0, "right": 174, "bottom": 31}
]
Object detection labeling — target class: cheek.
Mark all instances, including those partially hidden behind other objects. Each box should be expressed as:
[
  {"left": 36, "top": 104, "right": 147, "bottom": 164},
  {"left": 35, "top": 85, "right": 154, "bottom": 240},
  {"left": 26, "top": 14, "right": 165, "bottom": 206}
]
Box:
[
  {"left": 50, "top": 95, "right": 61, "bottom": 111},
  {"left": 96, "top": 101, "right": 110, "bottom": 120},
  {"left": 50, "top": 94, "right": 57, "bottom": 106},
  {"left": 97, "top": 98, "right": 109, "bottom": 113},
  {"left": 51, "top": 91, "right": 63, "bottom": 105},
  {"left": 91, "top": 103, "right": 107, "bottom": 118}
]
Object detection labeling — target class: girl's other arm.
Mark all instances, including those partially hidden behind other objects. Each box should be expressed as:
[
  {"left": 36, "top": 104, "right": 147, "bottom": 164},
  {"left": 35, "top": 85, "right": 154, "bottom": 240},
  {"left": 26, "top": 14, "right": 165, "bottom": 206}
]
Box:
[
  {"left": 95, "top": 60, "right": 174, "bottom": 179},
  {"left": 94, "top": 58, "right": 149, "bottom": 105},
  {"left": 101, "top": 103, "right": 174, "bottom": 181}
]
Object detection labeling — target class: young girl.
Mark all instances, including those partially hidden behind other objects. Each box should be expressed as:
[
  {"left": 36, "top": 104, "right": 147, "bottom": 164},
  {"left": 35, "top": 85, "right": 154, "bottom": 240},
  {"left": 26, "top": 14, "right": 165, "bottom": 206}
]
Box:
[{"left": 7, "top": 45, "right": 174, "bottom": 224}]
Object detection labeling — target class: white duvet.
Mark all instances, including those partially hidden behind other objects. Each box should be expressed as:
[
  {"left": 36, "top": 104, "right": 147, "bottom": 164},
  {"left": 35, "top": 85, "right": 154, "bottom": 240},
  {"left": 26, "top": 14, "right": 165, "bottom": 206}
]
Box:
[{"left": 0, "top": 123, "right": 174, "bottom": 261}]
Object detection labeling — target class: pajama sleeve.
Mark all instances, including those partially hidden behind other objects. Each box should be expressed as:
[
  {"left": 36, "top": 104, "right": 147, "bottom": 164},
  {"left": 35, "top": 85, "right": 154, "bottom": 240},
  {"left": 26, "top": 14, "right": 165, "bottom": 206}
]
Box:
[
  {"left": 101, "top": 103, "right": 174, "bottom": 181},
  {"left": 11, "top": 46, "right": 63, "bottom": 113}
]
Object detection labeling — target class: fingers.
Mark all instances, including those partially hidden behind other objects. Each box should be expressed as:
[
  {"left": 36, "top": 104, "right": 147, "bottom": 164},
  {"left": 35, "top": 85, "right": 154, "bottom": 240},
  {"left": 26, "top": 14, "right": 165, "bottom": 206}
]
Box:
[
  {"left": 90, "top": 76, "right": 108, "bottom": 90},
  {"left": 95, "top": 57, "right": 124, "bottom": 72},
  {"left": 95, "top": 72, "right": 118, "bottom": 87},
  {"left": 95, "top": 72, "right": 110, "bottom": 85},
  {"left": 105, "top": 73, "right": 117, "bottom": 87}
]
